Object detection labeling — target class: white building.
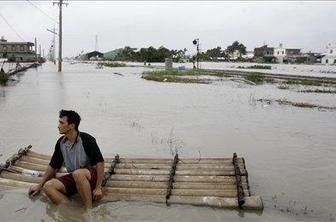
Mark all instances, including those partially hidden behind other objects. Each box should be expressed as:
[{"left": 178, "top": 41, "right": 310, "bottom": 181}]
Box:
[
  {"left": 321, "top": 44, "right": 336, "bottom": 65},
  {"left": 274, "top": 43, "right": 286, "bottom": 63}
]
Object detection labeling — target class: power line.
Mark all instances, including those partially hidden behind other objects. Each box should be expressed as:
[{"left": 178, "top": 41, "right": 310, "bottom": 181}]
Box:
[
  {"left": 0, "top": 12, "right": 26, "bottom": 41},
  {"left": 26, "top": 0, "right": 58, "bottom": 24}
]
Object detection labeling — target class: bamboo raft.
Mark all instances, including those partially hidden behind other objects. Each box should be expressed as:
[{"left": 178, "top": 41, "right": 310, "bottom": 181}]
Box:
[{"left": 0, "top": 145, "right": 263, "bottom": 210}]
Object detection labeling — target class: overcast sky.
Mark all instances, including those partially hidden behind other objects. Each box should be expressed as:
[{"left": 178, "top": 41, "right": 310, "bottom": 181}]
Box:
[{"left": 0, "top": 1, "right": 335, "bottom": 57}]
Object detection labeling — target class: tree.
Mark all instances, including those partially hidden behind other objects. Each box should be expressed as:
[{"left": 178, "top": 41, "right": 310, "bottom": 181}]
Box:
[{"left": 226, "top": 41, "right": 246, "bottom": 56}]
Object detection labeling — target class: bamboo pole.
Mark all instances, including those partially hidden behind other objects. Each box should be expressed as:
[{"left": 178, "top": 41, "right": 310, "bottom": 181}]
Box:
[
  {"left": 8, "top": 166, "right": 67, "bottom": 178},
  {"left": 110, "top": 174, "right": 169, "bottom": 182},
  {"left": 174, "top": 175, "right": 247, "bottom": 183},
  {"left": 0, "top": 171, "right": 42, "bottom": 183},
  {"left": 106, "top": 180, "right": 167, "bottom": 189},
  {"left": 20, "top": 156, "right": 244, "bottom": 171},
  {"left": 116, "top": 163, "right": 171, "bottom": 169},
  {"left": 105, "top": 187, "right": 166, "bottom": 195},
  {"left": 177, "top": 164, "right": 235, "bottom": 170},
  {"left": 175, "top": 169, "right": 247, "bottom": 176},
  {"left": 101, "top": 194, "right": 263, "bottom": 210},
  {"left": 26, "top": 151, "right": 50, "bottom": 160},
  {"left": 26, "top": 151, "right": 245, "bottom": 165},
  {"left": 0, "top": 178, "right": 36, "bottom": 187},
  {"left": 114, "top": 169, "right": 170, "bottom": 175},
  {"left": 173, "top": 182, "right": 248, "bottom": 190},
  {"left": 20, "top": 156, "right": 51, "bottom": 165},
  {"left": 0, "top": 184, "right": 18, "bottom": 190},
  {"left": 104, "top": 187, "right": 249, "bottom": 197},
  {"left": 14, "top": 160, "right": 68, "bottom": 173}
]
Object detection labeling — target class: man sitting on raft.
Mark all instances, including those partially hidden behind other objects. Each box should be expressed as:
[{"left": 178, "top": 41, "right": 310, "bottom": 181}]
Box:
[{"left": 29, "top": 110, "right": 105, "bottom": 209}]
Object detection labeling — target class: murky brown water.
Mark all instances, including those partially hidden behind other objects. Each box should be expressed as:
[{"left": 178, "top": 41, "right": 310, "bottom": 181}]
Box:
[{"left": 0, "top": 62, "right": 335, "bottom": 221}]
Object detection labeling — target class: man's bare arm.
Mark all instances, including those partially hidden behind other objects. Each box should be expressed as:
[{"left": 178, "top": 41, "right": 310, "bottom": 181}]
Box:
[
  {"left": 28, "top": 165, "right": 57, "bottom": 196},
  {"left": 95, "top": 161, "right": 104, "bottom": 189},
  {"left": 92, "top": 161, "right": 104, "bottom": 200}
]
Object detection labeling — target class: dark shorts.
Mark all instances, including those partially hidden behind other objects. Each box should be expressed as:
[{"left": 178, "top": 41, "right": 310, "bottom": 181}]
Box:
[{"left": 57, "top": 167, "right": 97, "bottom": 196}]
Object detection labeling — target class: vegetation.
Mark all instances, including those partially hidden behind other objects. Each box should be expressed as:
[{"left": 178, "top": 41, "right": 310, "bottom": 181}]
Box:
[
  {"left": 111, "top": 46, "right": 188, "bottom": 63},
  {"left": 286, "top": 79, "right": 322, "bottom": 86},
  {"left": 299, "top": 89, "right": 336, "bottom": 94},
  {"left": 248, "top": 65, "right": 271, "bottom": 69},
  {"left": 237, "top": 65, "right": 271, "bottom": 69},
  {"left": 142, "top": 70, "right": 209, "bottom": 84},
  {"left": 99, "top": 62, "right": 126, "bottom": 67},
  {"left": 226, "top": 41, "right": 246, "bottom": 56},
  {"left": 0, "top": 71, "right": 8, "bottom": 85},
  {"left": 244, "top": 73, "right": 265, "bottom": 84},
  {"left": 107, "top": 41, "right": 248, "bottom": 63}
]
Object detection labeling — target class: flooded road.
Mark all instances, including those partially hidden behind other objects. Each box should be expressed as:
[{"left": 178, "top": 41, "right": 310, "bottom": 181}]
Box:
[{"left": 0, "top": 62, "right": 335, "bottom": 221}]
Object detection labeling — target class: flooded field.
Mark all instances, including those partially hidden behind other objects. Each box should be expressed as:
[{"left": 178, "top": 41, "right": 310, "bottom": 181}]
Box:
[
  {"left": 0, "top": 62, "right": 335, "bottom": 221},
  {"left": 123, "top": 61, "right": 336, "bottom": 78}
]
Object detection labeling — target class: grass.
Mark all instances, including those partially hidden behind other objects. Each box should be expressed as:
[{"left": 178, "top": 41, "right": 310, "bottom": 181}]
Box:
[
  {"left": 142, "top": 69, "right": 236, "bottom": 84},
  {"left": 299, "top": 89, "right": 336, "bottom": 94},
  {"left": 244, "top": 73, "right": 265, "bottom": 84},
  {"left": 142, "top": 69, "right": 209, "bottom": 83},
  {"left": 286, "top": 79, "right": 322, "bottom": 86},
  {"left": 100, "top": 62, "right": 126, "bottom": 67}
]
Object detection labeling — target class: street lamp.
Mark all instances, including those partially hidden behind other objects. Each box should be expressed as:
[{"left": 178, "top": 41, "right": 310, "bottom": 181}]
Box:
[{"left": 192, "top": 38, "right": 200, "bottom": 69}]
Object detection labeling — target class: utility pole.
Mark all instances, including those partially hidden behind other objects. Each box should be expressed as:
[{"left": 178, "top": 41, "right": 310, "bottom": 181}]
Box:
[
  {"left": 35, "top": 37, "right": 37, "bottom": 62},
  {"left": 53, "top": 0, "right": 68, "bottom": 72},
  {"left": 47, "top": 26, "right": 57, "bottom": 64}
]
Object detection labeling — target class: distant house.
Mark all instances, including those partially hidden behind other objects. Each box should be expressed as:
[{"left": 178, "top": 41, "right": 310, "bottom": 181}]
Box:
[
  {"left": 241, "top": 51, "right": 254, "bottom": 61},
  {"left": 274, "top": 43, "right": 286, "bottom": 63},
  {"left": 253, "top": 45, "right": 275, "bottom": 63},
  {"left": 80, "top": 51, "right": 104, "bottom": 60},
  {"left": 0, "top": 36, "right": 36, "bottom": 62},
  {"left": 228, "top": 49, "right": 242, "bottom": 60},
  {"left": 321, "top": 44, "right": 336, "bottom": 65},
  {"left": 272, "top": 43, "right": 304, "bottom": 64}
]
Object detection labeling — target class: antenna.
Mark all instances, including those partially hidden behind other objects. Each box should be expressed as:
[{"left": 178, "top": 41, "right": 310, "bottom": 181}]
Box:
[{"left": 95, "top": 35, "right": 99, "bottom": 52}]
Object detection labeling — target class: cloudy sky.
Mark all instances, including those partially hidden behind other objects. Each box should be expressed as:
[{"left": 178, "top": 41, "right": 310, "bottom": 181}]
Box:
[{"left": 0, "top": 1, "right": 335, "bottom": 57}]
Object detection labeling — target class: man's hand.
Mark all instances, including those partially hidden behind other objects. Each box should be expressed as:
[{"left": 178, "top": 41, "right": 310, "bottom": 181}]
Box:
[
  {"left": 92, "top": 187, "right": 103, "bottom": 201},
  {"left": 28, "top": 184, "right": 42, "bottom": 196}
]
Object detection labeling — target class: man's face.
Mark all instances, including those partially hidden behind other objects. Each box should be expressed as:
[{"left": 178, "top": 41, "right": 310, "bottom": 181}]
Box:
[{"left": 58, "top": 117, "right": 73, "bottom": 134}]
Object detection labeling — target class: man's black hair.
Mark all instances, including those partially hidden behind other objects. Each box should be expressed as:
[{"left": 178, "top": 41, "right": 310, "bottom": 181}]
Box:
[{"left": 59, "top": 110, "right": 81, "bottom": 131}]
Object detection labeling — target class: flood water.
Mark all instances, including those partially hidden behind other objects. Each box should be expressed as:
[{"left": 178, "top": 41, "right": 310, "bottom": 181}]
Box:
[{"left": 0, "top": 62, "right": 335, "bottom": 221}]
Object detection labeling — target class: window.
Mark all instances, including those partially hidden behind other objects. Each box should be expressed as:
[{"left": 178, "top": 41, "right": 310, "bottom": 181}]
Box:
[
  {"left": 11, "top": 45, "right": 16, "bottom": 51},
  {"left": 331, "top": 50, "right": 333, "bottom": 54},
  {"left": 3, "top": 46, "right": 7, "bottom": 51},
  {"left": 277, "top": 51, "right": 279, "bottom": 55},
  {"left": 20, "top": 46, "right": 24, "bottom": 51}
]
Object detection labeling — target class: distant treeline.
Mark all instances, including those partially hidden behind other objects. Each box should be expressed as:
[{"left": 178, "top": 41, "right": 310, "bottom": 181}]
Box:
[
  {"left": 112, "top": 46, "right": 188, "bottom": 63},
  {"left": 110, "top": 41, "right": 246, "bottom": 63}
]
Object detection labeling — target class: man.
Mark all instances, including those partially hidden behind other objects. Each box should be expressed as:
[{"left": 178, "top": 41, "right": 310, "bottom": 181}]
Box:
[{"left": 29, "top": 110, "right": 105, "bottom": 209}]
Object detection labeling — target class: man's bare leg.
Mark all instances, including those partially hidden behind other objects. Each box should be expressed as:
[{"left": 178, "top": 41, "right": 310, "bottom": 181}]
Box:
[
  {"left": 72, "top": 169, "right": 92, "bottom": 209},
  {"left": 43, "top": 179, "right": 70, "bottom": 204}
]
